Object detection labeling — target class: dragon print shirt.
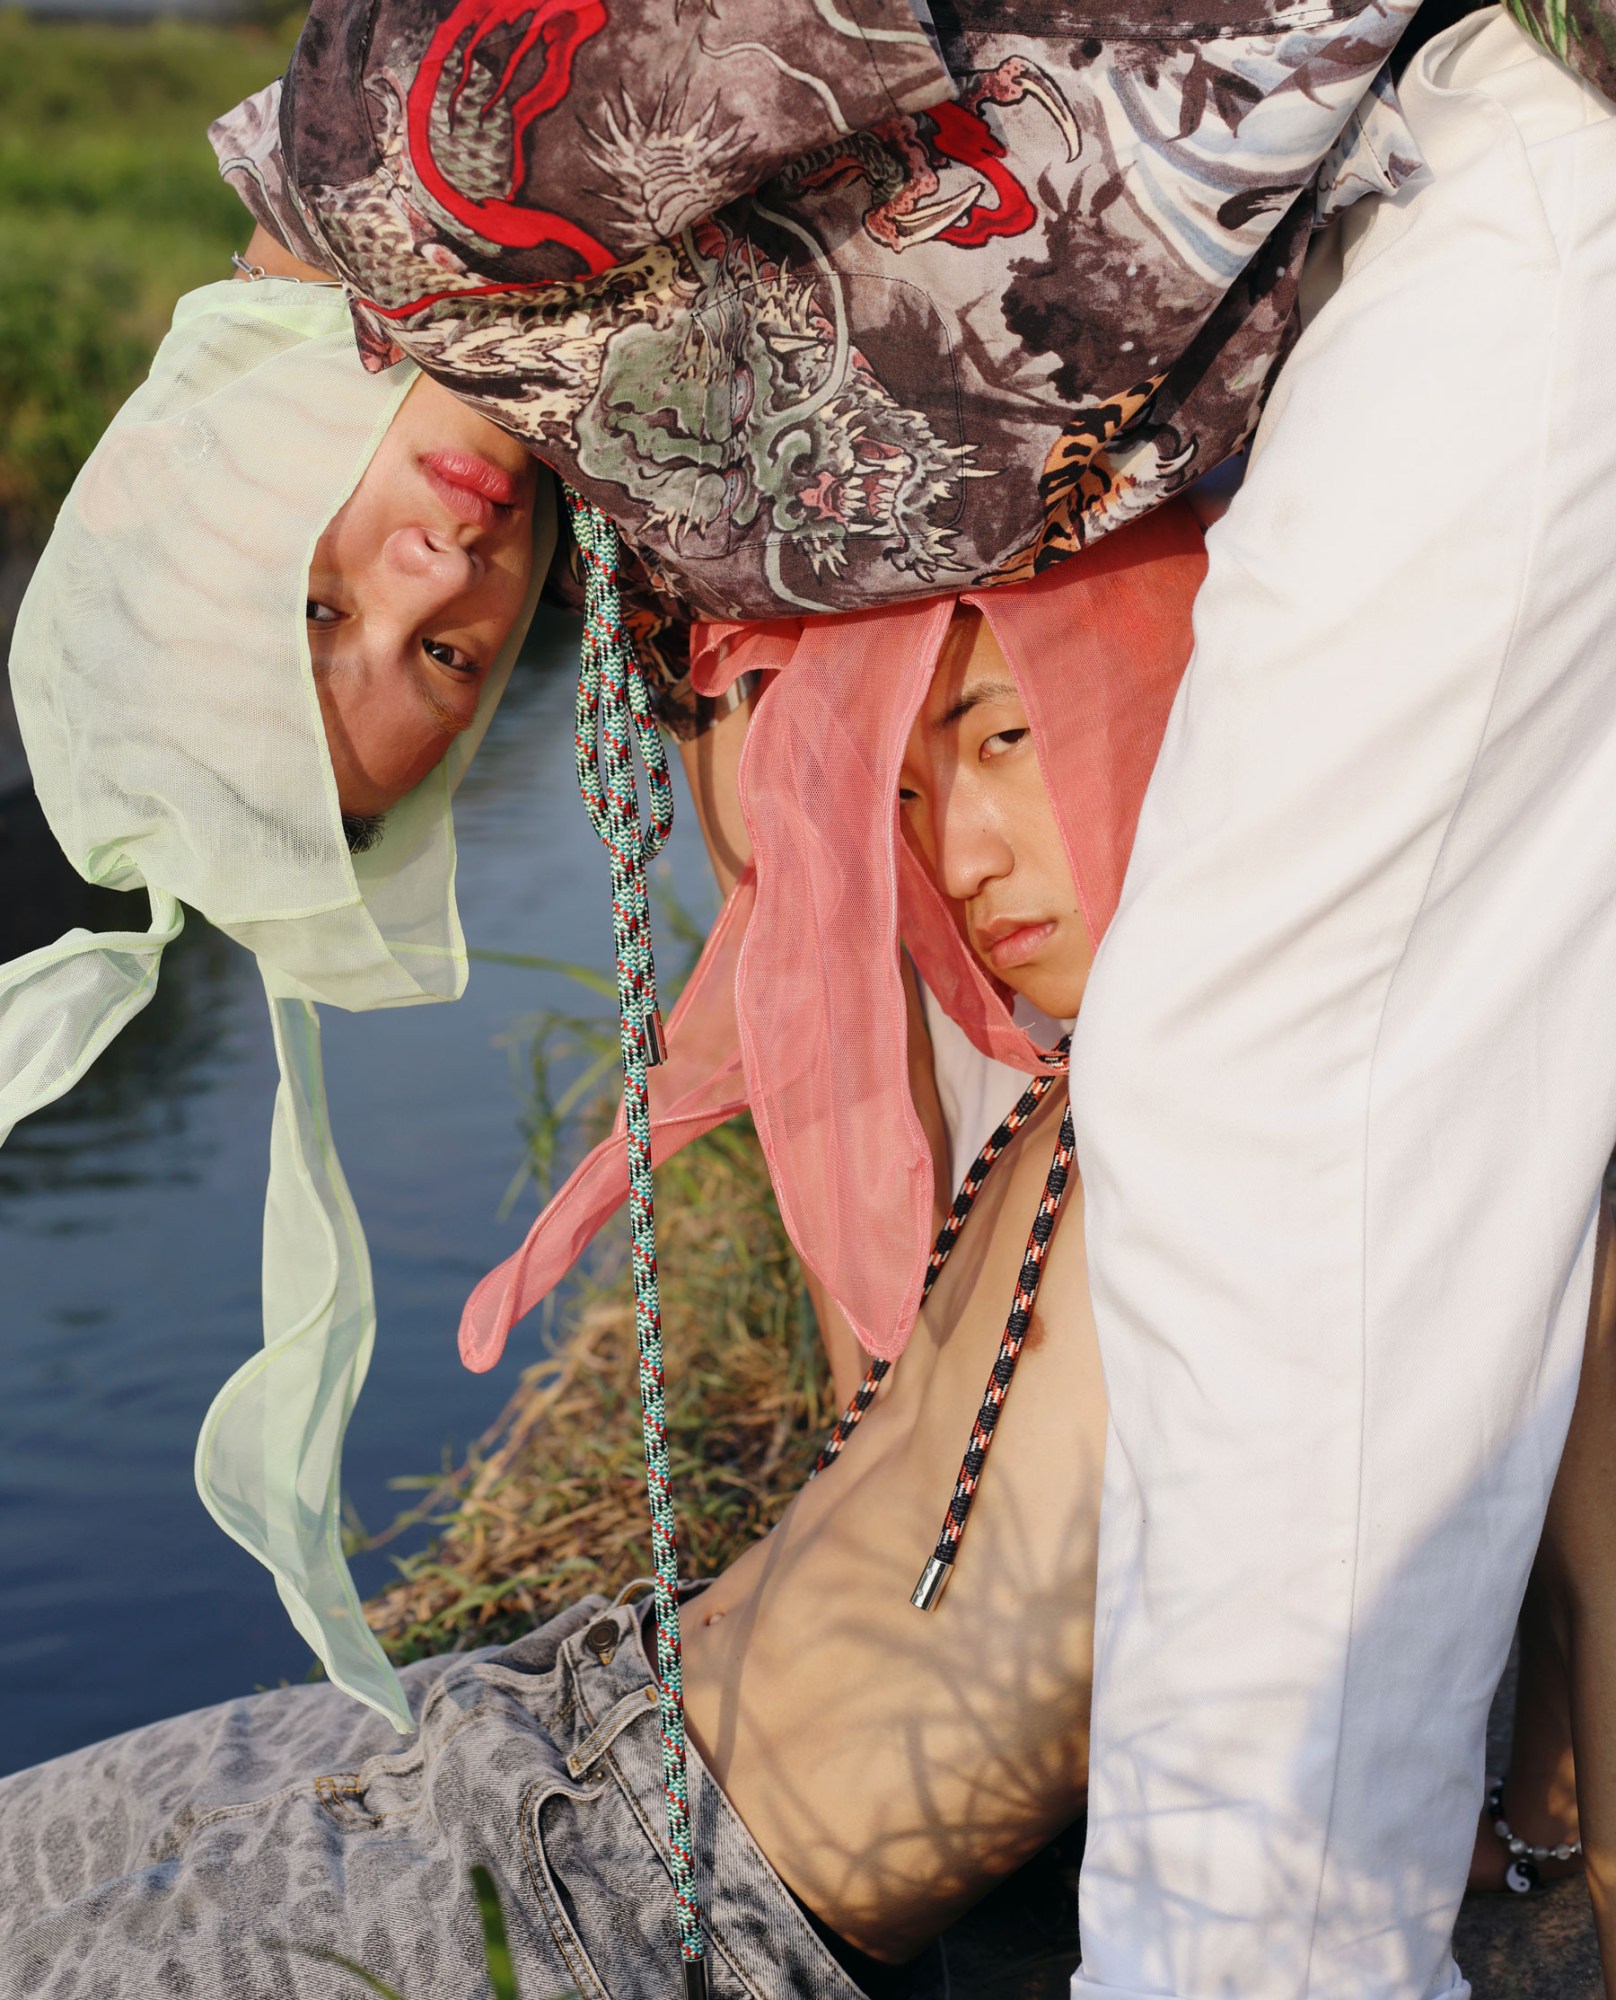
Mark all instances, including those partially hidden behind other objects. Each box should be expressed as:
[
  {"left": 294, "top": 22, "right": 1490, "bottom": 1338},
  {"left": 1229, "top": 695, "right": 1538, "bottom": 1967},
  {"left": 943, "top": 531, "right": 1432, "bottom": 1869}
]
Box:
[{"left": 211, "top": 0, "right": 1607, "bottom": 721}]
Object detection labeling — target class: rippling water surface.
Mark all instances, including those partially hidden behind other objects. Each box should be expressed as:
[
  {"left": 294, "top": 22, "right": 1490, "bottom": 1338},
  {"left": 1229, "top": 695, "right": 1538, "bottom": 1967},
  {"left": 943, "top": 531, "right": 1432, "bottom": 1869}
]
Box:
[{"left": 0, "top": 614, "right": 716, "bottom": 1776}]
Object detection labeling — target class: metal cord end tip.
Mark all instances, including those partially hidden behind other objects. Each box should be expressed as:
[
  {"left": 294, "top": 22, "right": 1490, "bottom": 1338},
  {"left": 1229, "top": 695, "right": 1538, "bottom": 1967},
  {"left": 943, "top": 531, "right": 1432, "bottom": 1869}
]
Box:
[
  {"left": 911, "top": 1554, "right": 953, "bottom": 1611},
  {"left": 682, "top": 1956, "right": 711, "bottom": 2000},
  {"left": 647, "top": 1007, "right": 669, "bottom": 1067}
]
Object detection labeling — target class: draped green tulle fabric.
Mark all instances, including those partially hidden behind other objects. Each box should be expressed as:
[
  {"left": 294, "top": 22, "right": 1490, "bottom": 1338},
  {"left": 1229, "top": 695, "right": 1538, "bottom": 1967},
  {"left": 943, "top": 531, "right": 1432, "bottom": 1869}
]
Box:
[{"left": 1, "top": 279, "right": 550, "bottom": 1729}]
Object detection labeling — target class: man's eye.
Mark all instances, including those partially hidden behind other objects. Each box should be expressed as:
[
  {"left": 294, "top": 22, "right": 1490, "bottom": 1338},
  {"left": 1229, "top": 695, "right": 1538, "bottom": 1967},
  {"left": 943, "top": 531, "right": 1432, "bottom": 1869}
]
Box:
[
  {"left": 897, "top": 786, "right": 920, "bottom": 805},
  {"left": 982, "top": 727, "right": 1029, "bottom": 759},
  {"left": 422, "top": 637, "right": 476, "bottom": 672},
  {"left": 305, "top": 600, "right": 341, "bottom": 625}
]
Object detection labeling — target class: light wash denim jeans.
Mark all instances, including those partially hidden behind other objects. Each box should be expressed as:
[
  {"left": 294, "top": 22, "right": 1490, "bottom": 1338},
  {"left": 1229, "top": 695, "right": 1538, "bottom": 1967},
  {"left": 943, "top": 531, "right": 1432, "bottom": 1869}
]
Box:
[{"left": 0, "top": 1589, "right": 865, "bottom": 2000}]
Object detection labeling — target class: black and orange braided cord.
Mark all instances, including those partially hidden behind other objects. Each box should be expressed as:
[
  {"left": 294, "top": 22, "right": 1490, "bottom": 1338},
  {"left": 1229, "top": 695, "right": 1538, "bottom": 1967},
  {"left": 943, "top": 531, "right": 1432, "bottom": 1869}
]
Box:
[{"left": 809, "top": 1037, "right": 1077, "bottom": 1610}]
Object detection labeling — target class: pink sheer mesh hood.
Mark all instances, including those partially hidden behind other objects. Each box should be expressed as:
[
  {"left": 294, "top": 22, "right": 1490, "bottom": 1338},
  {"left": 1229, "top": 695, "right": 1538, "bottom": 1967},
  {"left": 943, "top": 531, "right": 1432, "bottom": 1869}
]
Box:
[{"left": 462, "top": 502, "right": 1206, "bottom": 1371}]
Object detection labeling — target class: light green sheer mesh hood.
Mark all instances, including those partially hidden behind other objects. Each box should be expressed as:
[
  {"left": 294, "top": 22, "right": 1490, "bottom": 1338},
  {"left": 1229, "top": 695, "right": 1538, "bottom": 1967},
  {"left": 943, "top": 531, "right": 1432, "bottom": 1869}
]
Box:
[{"left": 0, "top": 279, "right": 552, "bottom": 1730}]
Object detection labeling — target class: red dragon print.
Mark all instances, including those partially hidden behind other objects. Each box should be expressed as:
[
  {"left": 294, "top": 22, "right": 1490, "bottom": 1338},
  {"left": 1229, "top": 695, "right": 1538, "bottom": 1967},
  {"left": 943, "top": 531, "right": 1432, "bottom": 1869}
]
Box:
[
  {"left": 788, "top": 57, "right": 1078, "bottom": 255},
  {"left": 926, "top": 100, "right": 1032, "bottom": 247},
  {"left": 406, "top": 0, "right": 615, "bottom": 276}
]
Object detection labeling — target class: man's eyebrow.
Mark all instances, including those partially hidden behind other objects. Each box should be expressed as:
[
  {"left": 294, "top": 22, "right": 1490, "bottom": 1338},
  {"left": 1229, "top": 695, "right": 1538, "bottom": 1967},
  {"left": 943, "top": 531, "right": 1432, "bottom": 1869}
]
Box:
[
  {"left": 313, "top": 641, "right": 474, "bottom": 739},
  {"left": 934, "top": 677, "right": 1019, "bottom": 731},
  {"left": 413, "top": 665, "right": 475, "bottom": 736}
]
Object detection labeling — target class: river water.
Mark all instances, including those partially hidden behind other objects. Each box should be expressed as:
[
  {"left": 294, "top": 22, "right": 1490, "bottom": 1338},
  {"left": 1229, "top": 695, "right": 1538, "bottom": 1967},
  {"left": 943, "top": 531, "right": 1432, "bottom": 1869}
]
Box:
[{"left": 0, "top": 609, "right": 718, "bottom": 1777}]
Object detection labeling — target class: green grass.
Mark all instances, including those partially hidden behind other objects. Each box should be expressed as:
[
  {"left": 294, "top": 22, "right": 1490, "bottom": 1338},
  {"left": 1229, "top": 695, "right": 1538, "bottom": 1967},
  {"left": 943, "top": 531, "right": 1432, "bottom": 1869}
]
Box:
[{"left": 0, "top": 11, "right": 299, "bottom": 546}]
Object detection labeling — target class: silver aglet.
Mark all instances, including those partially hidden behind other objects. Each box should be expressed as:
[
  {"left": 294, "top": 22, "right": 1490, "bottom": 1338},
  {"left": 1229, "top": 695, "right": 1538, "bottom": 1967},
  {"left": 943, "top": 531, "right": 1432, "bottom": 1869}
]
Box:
[
  {"left": 911, "top": 1554, "right": 953, "bottom": 1611},
  {"left": 682, "top": 1956, "right": 711, "bottom": 2000},
  {"left": 646, "top": 1007, "right": 669, "bottom": 1067}
]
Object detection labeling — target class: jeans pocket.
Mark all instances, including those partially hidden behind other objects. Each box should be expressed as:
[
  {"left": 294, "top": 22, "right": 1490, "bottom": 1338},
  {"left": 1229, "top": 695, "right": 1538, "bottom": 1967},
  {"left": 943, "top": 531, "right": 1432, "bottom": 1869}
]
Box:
[{"left": 520, "top": 1774, "right": 618, "bottom": 2000}]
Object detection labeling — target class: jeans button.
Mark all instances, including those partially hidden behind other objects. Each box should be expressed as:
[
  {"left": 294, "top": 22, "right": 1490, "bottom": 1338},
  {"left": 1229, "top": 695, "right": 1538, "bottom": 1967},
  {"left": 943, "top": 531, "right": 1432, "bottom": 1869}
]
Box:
[{"left": 584, "top": 1617, "right": 618, "bottom": 1664}]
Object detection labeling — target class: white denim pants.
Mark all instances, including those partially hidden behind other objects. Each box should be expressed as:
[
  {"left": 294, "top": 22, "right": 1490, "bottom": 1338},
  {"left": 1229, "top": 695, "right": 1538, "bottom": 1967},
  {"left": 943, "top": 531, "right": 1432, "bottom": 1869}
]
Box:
[{"left": 1066, "top": 14, "right": 1616, "bottom": 1997}]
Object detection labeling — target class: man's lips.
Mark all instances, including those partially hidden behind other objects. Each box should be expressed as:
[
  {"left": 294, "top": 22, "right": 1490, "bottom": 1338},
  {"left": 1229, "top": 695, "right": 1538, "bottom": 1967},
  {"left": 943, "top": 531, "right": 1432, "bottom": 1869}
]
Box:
[
  {"left": 421, "top": 450, "right": 521, "bottom": 525},
  {"left": 977, "top": 917, "right": 1058, "bottom": 973}
]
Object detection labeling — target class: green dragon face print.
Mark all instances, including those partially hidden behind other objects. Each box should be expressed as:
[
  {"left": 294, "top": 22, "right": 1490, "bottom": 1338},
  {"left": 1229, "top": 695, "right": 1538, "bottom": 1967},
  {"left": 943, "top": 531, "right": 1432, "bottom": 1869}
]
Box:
[
  {"left": 573, "top": 233, "right": 971, "bottom": 608},
  {"left": 253, "top": 0, "right": 1446, "bottom": 637}
]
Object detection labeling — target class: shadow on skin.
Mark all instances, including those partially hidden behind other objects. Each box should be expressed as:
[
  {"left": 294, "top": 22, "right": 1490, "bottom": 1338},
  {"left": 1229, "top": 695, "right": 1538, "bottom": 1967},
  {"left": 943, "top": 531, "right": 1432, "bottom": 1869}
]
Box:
[{"left": 682, "top": 1087, "right": 1106, "bottom": 1964}]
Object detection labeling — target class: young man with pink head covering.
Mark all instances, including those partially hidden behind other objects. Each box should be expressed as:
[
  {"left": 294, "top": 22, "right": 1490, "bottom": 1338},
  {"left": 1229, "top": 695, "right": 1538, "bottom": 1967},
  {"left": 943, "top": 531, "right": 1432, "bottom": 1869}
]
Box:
[{"left": 461, "top": 502, "right": 1207, "bottom": 1378}]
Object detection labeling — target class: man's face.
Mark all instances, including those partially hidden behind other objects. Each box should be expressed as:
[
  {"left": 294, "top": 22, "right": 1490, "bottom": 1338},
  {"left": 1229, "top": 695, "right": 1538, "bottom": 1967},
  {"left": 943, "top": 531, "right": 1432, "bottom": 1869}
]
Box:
[
  {"left": 308, "top": 374, "right": 538, "bottom": 828},
  {"left": 898, "top": 607, "right": 1094, "bottom": 1020}
]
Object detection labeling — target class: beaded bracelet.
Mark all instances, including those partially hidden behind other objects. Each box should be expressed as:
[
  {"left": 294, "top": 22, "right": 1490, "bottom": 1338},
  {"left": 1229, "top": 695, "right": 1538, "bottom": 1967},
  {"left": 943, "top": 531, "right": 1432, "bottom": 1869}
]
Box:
[{"left": 1487, "top": 1778, "right": 1582, "bottom": 1895}]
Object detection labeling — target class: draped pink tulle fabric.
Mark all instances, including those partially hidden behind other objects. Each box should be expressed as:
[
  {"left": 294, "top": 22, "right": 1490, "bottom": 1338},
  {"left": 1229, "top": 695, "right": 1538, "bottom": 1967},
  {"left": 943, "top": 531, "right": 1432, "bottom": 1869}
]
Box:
[
  {"left": 458, "top": 875, "right": 755, "bottom": 1373},
  {"left": 459, "top": 502, "right": 1207, "bottom": 1372}
]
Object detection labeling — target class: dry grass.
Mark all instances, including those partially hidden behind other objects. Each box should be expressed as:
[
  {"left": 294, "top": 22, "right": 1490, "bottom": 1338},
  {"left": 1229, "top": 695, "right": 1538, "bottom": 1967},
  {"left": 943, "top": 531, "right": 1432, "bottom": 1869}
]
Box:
[{"left": 364, "top": 1120, "right": 833, "bottom": 1663}]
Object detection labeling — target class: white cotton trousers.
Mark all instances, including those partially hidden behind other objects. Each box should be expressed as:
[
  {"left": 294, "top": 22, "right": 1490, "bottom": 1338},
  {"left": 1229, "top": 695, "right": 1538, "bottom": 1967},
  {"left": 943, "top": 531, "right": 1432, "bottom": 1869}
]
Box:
[{"left": 1066, "top": 13, "right": 1616, "bottom": 1997}]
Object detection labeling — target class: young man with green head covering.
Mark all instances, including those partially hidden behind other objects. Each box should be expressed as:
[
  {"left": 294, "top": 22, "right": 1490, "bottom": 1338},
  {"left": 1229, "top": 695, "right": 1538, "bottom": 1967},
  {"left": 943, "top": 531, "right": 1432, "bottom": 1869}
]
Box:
[{"left": 0, "top": 274, "right": 553, "bottom": 1729}]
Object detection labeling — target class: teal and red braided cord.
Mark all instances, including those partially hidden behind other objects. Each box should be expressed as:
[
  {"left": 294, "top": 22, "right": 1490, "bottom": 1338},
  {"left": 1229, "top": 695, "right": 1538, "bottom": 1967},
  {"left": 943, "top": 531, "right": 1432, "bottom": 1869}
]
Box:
[
  {"left": 567, "top": 481, "right": 1074, "bottom": 1977},
  {"left": 568, "top": 494, "right": 707, "bottom": 1995}
]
